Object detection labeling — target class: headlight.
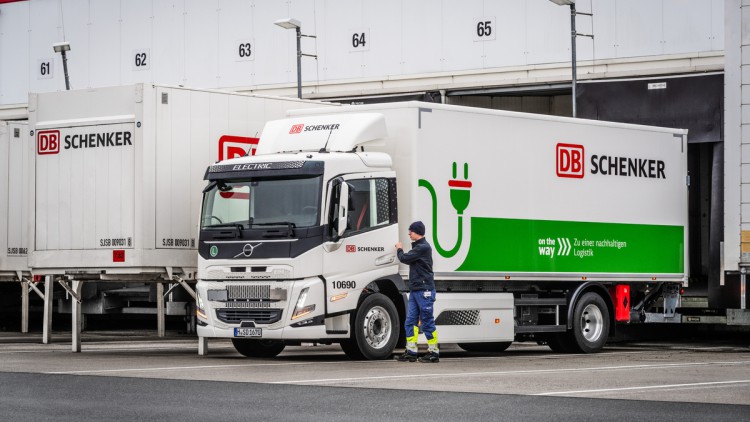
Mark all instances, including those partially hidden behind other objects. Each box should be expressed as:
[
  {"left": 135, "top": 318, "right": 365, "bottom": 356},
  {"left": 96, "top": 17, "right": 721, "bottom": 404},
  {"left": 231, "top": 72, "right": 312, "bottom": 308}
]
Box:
[
  {"left": 196, "top": 292, "right": 207, "bottom": 320},
  {"left": 292, "top": 287, "right": 316, "bottom": 320}
]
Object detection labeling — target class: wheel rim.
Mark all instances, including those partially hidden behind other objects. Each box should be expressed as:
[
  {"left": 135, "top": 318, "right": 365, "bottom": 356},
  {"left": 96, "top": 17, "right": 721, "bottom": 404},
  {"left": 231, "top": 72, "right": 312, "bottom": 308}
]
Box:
[
  {"left": 362, "top": 305, "right": 392, "bottom": 349},
  {"left": 580, "top": 303, "right": 604, "bottom": 343}
]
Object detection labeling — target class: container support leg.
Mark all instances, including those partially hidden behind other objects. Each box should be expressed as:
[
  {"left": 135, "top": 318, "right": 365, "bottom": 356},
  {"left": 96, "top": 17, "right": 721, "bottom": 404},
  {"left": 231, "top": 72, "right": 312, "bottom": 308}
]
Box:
[
  {"left": 28, "top": 279, "right": 46, "bottom": 300},
  {"left": 21, "top": 279, "right": 29, "bottom": 334},
  {"left": 21, "top": 276, "right": 45, "bottom": 334},
  {"left": 170, "top": 274, "right": 196, "bottom": 300},
  {"left": 157, "top": 282, "right": 165, "bottom": 337},
  {"left": 198, "top": 336, "right": 208, "bottom": 356},
  {"left": 63, "top": 280, "right": 84, "bottom": 353},
  {"left": 18, "top": 273, "right": 31, "bottom": 334},
  {"left": 42, "top": 276, "right": 53, "bottom": 344}
]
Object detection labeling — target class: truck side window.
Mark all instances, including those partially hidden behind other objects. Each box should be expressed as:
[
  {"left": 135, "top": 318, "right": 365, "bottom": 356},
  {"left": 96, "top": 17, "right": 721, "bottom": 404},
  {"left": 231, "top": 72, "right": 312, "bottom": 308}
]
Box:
[{"left": 343, "top": 178, "right": 391, "bottom": 236}]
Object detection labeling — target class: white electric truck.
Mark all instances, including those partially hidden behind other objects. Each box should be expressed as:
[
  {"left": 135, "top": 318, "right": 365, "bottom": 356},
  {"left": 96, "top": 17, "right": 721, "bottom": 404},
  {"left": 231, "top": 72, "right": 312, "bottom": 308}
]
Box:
[{"left": 196, "top": 102, "right": 688, "bottom": 359}]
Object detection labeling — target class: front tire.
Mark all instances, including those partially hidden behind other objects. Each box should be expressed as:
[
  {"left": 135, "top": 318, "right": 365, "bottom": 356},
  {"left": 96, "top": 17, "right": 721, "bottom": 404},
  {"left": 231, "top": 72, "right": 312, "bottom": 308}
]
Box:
[
  {"left": 345, "top": 293, "right": 399, "bottom": 360},
  {"left": 231, "top": 339, "right": 286, "bottom": 358},
  {"left": 340, "top": 338, "right": 364, "bottom": 359}
]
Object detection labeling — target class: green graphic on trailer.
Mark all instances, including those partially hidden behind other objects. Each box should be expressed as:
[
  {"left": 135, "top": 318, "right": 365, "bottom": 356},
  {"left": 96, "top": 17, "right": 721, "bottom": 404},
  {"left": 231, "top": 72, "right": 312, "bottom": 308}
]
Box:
[{"left": 419, "top": 163, "right": 684, "bottom": 274}]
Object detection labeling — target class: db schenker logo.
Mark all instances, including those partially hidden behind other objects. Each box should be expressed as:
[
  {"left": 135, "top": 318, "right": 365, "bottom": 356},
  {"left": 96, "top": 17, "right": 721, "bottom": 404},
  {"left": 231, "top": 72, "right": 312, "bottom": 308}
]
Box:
[
  {"left": 556, "top": 143, "right": 584, "bottom": 178},
  {"left": 37, "top": 130, "right": 60, "bottom": 155},
  {"left": 289, "top": 124, "right": 304, "bottom": 134},
  {"left": 218, "top": 135, "right": 258, "bottom": 160}
]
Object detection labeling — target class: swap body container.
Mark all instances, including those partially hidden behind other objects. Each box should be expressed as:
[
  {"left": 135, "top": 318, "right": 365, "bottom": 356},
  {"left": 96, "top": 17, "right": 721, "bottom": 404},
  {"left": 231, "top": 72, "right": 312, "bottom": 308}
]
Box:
[
  {"left": 28, "top": 84, "right": 333, "bottom": 279},
  {"left": 284, "top": 102, "right": 690, "bottom": 283},
  {"left": 0, "top": 121, "right": 31, "bottom": 281}
]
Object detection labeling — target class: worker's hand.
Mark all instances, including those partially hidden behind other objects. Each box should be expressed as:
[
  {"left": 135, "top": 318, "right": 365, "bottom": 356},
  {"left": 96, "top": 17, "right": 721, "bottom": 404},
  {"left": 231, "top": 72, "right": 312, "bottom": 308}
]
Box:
[{"left": 395, "top": 242, "right": 403, "bottom": 250}]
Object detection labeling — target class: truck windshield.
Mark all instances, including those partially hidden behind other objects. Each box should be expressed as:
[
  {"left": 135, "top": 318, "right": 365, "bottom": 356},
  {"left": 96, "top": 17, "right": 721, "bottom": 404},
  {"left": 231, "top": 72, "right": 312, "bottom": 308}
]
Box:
[{"left": 201, "top": 176, "right": 322, "bottom": 229}]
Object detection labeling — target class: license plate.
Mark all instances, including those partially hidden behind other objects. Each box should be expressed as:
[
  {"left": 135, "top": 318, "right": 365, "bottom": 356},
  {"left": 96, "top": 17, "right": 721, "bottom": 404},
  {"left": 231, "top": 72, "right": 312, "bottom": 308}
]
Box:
[{"left": 234, "top": 327, "right": 262, "bottom": 337}]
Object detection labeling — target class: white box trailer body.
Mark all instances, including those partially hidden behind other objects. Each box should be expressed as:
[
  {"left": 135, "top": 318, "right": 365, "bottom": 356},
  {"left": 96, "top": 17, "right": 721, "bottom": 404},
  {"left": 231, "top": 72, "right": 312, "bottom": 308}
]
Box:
[
  {"left": 285, "top": 103, "right": 689, "bottom": 283},
  {"left": 28, "top": 84, "right": 333, "bottom": 278},
  {"left": 0, "top": 121, "right": 31, "bottom": 281},
  {"left": 195, "top": 102, "right": 688, "bottom": 359}
]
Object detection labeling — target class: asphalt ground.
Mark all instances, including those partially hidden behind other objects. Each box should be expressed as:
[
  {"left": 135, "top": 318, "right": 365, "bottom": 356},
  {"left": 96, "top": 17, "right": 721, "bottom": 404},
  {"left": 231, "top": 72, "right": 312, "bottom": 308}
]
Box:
[{"left": 0, "top": 331, "right": 748, "bottom": 421}]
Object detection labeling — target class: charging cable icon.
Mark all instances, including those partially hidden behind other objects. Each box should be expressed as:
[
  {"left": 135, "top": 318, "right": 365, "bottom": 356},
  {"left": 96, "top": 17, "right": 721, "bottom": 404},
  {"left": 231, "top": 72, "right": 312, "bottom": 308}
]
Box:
[
  {"left": 418, "top": 162, "right": 471, "bottom": 258},
  {"left": 448, "top": 162, "right": 472, "bottom": 215}
]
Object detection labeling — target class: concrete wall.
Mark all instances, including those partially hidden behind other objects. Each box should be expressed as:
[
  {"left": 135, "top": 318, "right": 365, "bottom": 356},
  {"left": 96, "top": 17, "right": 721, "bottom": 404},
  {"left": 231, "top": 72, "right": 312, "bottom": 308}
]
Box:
[{"left": 0, "top": 0, "right": 724, "bottom": 106}]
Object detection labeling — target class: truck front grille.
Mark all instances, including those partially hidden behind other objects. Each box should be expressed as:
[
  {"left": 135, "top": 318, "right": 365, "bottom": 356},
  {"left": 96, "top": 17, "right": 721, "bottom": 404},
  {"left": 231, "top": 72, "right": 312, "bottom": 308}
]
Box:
[
  {"left": 216, "top": 308, "right": 282, "bottom": 324},
  {"left": 227, "top": 285, "right": 270, "bottom": 300}
]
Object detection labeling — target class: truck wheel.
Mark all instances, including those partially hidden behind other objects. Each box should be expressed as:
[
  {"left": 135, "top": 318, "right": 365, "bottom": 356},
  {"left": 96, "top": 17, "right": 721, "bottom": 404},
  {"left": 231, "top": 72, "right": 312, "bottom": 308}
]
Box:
[
  {"left": 339, "top": 339, "right": 364, "bottom": 359},
  {"left": 348, "top": 293, "right": 399, "bottom": 360},
  {"left": 458, "top": 342, "right": 512, "bottom": 353},
  {"left": 231, "top": 339, "right": 286, "bottom": 358},
  {"left": 569, "top": 292, "right": 610, "bottom": 353}
]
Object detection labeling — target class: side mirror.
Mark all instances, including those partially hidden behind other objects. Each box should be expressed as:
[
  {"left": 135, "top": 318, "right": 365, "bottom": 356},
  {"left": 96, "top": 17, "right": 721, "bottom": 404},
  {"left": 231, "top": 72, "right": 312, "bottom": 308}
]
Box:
[{"left": 336, "top": 182, "right": 350, "bottom": 237}]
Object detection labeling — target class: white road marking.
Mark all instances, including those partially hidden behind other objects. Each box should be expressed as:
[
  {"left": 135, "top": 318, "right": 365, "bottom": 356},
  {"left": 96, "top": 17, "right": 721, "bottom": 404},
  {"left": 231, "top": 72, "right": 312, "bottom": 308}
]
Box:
[
  {"left": 33, "top": 350, "right": 663, "bottom": 374},
  {"left": 0, "top": 344, "right": 234, "bottom": 354},
  {"left": 44, "top": 359, "right": 379, "bottom": 375},
  {"left": 535, "top": 380, "right": 750, "bottom": 396},
  {"left": 270, "top": 360, "right": 750, "bottom": 385}
]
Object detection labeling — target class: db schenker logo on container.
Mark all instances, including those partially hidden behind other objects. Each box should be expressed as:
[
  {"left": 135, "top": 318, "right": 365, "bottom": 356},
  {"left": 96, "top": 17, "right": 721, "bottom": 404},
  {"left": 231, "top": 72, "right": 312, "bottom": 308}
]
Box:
[
  {"left": 37, "top": 130, "right": 60, "bottom": 155},
  {"left": 289, "top": 124, "right": 304, "bottom": 134},
  {"left": 218, "top": 135, "right": 259, "bottom": 160},
  {"left": 556, "top": 143, "right": 584, "bottom": 179}
]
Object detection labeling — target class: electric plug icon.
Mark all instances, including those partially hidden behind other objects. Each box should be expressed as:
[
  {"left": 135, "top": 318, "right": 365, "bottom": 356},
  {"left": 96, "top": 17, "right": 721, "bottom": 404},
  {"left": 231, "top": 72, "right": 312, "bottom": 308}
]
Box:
[{"left": 448, "top": 162, "right": 472, "bottom": 215}]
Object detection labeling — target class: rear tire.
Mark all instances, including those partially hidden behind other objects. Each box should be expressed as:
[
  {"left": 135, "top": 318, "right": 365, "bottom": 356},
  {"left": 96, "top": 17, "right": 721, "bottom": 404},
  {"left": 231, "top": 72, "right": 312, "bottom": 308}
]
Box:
[
  {"left": 346, "top": 293, "right": 399, "bottom": 360},
  {"left": 231, "top": 339, "right": 286, "bottom": 358},
  {"left": 458, "top": 342, "right": 512, "bottom": 353},
  {"left": 568, "top": 292, "right": 610, "bottom": 353}
]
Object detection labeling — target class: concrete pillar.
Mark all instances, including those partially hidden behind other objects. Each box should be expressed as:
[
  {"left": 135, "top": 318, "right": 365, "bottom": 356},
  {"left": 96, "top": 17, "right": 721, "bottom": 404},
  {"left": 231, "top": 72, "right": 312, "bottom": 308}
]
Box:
[
  {"left": 157, "top": 282, "right": 165, "bottom": 337},
  {"left": 42, "top": 276, "right": 53, "bottom": 344},
  {"left": 71, "top": 280, "right": 83, "bottom": 353},
  {"left": 21, "top": 280, "right": 29, "bottom": 334}
]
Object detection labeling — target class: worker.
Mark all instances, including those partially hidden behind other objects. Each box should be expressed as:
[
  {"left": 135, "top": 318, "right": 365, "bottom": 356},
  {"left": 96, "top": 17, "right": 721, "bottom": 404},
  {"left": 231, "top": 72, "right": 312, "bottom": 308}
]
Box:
[{"left": 394, "top": 221, "right": 439, "bottom": 363}]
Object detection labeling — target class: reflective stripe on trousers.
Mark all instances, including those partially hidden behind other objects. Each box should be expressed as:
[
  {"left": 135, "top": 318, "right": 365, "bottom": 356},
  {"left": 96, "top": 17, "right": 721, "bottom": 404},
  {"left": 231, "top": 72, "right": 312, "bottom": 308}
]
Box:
[{"left": 404, "top": 289, "right": 439, "bottom": 354}]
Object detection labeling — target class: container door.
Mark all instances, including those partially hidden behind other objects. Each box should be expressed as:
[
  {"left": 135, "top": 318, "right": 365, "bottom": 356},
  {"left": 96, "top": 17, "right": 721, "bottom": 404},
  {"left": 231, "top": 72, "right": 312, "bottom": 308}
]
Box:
[
  {"left": 34, "top": 123, "right": 135, "bottom": 252},
  {"left": 6, "top": 123, "right": 30, "bottom": 261}
]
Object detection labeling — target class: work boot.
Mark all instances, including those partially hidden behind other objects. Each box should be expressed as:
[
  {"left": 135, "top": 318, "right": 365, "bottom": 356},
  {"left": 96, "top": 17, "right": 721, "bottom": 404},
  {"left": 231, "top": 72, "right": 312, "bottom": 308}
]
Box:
[
  {"left": 418, "top": 352, "right": 439, "bottom": 363},
  {"left": 394, "top": 352, "right": 417, "bottom": 362}
]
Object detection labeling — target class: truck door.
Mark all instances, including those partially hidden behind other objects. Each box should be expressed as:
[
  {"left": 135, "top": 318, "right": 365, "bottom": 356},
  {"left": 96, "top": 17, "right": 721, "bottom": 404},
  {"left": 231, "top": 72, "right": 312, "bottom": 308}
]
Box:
[{"left": 323, "top": 173, "right": 399, "bottom": 314}]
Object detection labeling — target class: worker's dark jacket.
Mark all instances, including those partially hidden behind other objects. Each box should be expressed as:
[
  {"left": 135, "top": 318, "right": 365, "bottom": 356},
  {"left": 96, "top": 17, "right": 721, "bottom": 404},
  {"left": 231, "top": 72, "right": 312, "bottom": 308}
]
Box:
[{"left": 397, "top": 237, "right": 435, "bottom": 291}]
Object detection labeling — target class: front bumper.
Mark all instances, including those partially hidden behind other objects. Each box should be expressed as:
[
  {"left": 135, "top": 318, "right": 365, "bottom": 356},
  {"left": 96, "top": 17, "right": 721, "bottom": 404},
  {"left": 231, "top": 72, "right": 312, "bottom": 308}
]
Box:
[{"left": 195, "top": 277, "right": 349, "bottom": 340}]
